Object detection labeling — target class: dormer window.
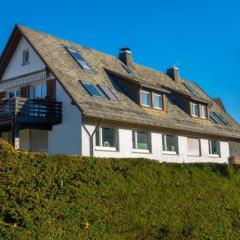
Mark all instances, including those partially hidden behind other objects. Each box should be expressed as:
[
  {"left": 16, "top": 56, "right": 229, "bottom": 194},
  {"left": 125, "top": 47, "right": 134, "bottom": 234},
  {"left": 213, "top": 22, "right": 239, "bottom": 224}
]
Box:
[
  {"left": 140, "top": 90, "right": 151, "bottom": 107},
  {"left": 140, "top": 89, "right": 164, "bottom": 109},
  {"left": 190, "top": 102, "right": 207, "bottom": 119},
  {"left": 22, "top": 49, "right": 29, "bottom": 65}
]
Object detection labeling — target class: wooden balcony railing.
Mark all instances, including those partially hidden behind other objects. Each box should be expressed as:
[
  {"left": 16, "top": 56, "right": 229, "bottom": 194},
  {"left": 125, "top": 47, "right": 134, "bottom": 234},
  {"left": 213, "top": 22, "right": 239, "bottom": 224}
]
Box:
[{"left": 0, "top": 98, "right": 62, "bottom": 126}]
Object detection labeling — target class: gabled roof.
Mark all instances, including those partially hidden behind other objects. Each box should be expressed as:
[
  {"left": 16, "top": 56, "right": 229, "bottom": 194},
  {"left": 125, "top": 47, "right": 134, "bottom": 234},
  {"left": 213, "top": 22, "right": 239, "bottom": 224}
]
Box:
[{"left": 1, "top": 25, "right": 240, "bottom": 140}]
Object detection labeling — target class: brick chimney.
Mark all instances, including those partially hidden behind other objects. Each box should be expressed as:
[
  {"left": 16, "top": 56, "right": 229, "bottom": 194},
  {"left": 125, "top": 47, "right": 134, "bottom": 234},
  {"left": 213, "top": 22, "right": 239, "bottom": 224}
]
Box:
[
  {"left": 167, "top": 67, "right": 180, "bottom": 82},
  {"left": 119, "top": 48, "right": 133, "bottom": 68}
]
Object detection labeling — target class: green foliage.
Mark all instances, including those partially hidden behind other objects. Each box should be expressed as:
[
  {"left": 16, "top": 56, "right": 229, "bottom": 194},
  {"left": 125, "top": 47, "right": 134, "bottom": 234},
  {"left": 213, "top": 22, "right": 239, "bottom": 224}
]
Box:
[{"left": 1, "top": 141, "right": 240, "bottom": 239}]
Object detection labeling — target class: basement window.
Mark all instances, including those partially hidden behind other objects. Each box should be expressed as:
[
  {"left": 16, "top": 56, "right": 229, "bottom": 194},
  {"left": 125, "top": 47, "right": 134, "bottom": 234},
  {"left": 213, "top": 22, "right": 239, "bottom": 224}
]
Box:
[
  {"left": 66, "top": 47, "right": 91, "bottom": 71},
  {"left": 209, "top": 140, "right": 220, "bottom": 157},
  {"left": 96, "top": 126, "right": 117, "bottom": 149},
  {"left": 162, "top": 135, "right": 178, "bottom": 154}
]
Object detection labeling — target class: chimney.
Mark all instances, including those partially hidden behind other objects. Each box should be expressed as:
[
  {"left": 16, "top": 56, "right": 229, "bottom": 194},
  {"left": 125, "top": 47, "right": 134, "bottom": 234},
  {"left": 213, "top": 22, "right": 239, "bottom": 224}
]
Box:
[
  {"left": 119, "top": 47, "right": 133, "bottom": 67},
  {"left": 167, "top": 67, "right": 180, "bottom": 82}
]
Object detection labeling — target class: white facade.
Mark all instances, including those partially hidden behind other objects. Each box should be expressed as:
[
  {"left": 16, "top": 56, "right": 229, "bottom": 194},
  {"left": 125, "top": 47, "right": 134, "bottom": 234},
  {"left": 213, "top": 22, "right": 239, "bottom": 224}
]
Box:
[{"left": 82, "top": 124, "right": 230, "bottom": 163}]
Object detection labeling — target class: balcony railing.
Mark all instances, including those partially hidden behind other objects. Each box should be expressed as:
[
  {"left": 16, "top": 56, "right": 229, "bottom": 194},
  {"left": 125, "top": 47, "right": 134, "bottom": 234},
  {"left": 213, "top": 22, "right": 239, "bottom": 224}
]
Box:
[{"left": 0, "top": 98, "right": 62, "bottom": 126}]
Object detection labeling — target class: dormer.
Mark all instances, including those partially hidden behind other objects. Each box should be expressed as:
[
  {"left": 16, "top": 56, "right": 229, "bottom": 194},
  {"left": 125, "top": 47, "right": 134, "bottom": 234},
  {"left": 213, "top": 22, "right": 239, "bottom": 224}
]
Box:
[{"left": 190, "top": 101, "right": 208, "bottom": 119}]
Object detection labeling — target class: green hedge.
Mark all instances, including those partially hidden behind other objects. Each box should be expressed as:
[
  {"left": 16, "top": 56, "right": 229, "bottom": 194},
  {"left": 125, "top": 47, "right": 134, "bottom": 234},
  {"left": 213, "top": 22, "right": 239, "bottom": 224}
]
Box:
[{"left": 1, "top": 140, "right": 240, "bottom": 239}]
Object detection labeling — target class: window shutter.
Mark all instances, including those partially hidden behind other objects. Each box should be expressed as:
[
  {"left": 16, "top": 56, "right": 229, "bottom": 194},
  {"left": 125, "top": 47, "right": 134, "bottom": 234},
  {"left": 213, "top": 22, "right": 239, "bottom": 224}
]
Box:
[
  {"left": 47, "top": 80, "right": 55, "bottom": 98},
  {"left": 0, "top": 91, "right": 6, "bottom": 100},
  {"left": 20, "top": 85, "right": 30, "bottom": 98}
]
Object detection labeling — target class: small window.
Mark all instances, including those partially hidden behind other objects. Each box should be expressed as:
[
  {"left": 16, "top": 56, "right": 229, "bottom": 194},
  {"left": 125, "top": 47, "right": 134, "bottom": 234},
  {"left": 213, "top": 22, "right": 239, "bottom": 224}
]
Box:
[
  {"left": 98, "top": 85, "right": 118, "bottom": 101},
  {"left": 153, "top": 93, "right": 163, "bottom": 109},
  {"left": 96, "top": 126, "right": 117, "bottom": 148},
  {"left": 187, "top": 137, "right": 200, "bottom": 156},
  {"left": 214, "top": 112, "right": 229, "bottom": 126},
  {"left": 191, "top": 102, "right": 199, "bottom": 117},
  {"left": 132, "top": 130, "right": 150, "bottom": 150},
  {"left": 81, "top": 82, "right": 104, "bottom": 98},
  {"left": 184, "top": 83, "right": 198, "bottom": 95},
  {"left": 140, "top": 90, "right": 151, "bottom": 107},
  {"left": 8, "top": 89, "right": 20, "bottom": 99},
  {"left": 163, "top": 135, "right": 178, "bottom": 153},
  {"left": 66, "top": 47, "right": 91, "bottom": 70},
  {"left": 22, "top": 49, "right": 29, "bottom": 65},
  {"left": 209, "top": 140, "right": 220, "bottom": 156},
  {"left": 199, "top": 104, "right": 207, "bottom": 119}
]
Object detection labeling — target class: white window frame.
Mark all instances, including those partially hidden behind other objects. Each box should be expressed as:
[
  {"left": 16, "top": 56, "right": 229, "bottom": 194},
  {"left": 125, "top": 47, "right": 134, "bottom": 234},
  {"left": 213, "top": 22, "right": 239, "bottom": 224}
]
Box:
[
  {"left": 7, "top": 88, "right": 20, "bottom": 99},
  {"left": 209, "top": 140, "right": 220, "bottom": 157},
  {"left": 22, "top": 49, "right": 30, "bottom": 65},
  {"left": 152, "top": 93, "right": 163, "bottom": 109},
  {"left": 140, "top": 90, "right": 151, "bottom": 107},
  {"left": 199, "top": 104, "right": 207, "bottom": 119},
  {"left": 162, "top": 134, "right": 178, "bottom": 155},
  {"left": 30, "top": 81, "right": 47, "bottom": 99},
  {"left": 95, "top": 126, "right": 118, "bottom": 151},
  {"left": 132, "top": 130, "right": 151, "bottom": 153},
  {"left": 190, "top": 102, "right": 199, "bottom": 117},
  {"left": 187, "top": 137, "right": 201, "bottom": 157}
]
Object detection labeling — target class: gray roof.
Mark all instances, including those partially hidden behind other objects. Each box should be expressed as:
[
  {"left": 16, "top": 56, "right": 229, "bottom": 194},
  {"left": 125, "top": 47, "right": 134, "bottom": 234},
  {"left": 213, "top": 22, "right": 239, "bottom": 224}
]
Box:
[{"left": 1, "top": 25, "right": 240, "bottom": 140}]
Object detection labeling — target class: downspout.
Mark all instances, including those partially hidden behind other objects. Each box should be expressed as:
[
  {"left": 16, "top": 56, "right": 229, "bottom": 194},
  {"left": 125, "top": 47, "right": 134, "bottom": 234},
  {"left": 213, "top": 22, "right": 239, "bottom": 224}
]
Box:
[{"left": 83, "top": 118, "right": 103, "bottom": 157}]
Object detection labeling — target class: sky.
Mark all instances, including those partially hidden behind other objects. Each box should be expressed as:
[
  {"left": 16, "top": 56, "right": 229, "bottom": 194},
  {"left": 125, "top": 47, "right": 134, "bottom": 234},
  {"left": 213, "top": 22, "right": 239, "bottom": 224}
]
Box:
[{"left": 0, "top": 0, "right": 239, "bottom": 122}]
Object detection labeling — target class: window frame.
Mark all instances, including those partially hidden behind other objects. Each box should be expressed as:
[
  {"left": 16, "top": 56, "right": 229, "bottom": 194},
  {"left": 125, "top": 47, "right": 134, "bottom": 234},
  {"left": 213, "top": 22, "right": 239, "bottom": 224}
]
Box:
[
  {"left": 187, "top": 137, "right": 201, "bottom": 157},
  {"left": 30, "top": 81, "right": 47, "bottom": 99},
  {"left": 7, "top": 89, "right": 20, "bottom": 99},
  {"left": 190, "top": 101, "right": 208, "bottom": 119},
  {"left": 208, "top": 140, "right": 221, "bottom": 157},
  {"left": 152, "top": 93, "right": 163, "bottom": 109},
  {"left": 81, "top": 81, "right": 105, "bottom": 98},
  {"left": 22, "top": 49, "right": 30, "bottom": 65},
  {"left": 140, "top": 89, "right": 164, "bottom": 110},
  {"left": 132, "top": 130, "right": 151, "bottom": 153},
  {"left": 199, "top": 104, "right": 207, "bottom": 119},
  {"left": 140, "top": 90, "right": 151, "bottom": 107},
  {"left": 95, "top": 126, "right": 118, "bottom": 151},
  {"left": 190, "top": 102, "right": 199, "bottom": 117},
  {"left": 162, "top": 134, "right": 178, "bottom": 155}
]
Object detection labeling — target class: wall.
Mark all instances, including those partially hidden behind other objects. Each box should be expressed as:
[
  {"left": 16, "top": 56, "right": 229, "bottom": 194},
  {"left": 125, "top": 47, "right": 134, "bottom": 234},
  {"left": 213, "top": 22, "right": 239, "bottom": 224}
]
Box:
[
  {"left": 82, "top": 124, "right": 229, "bottom": 163},
  {"left": 1, "top": 37, "right": 45, "bottom": 80},
  {"left": 229, "top": 141, "right": 240, "bottom": 156},
  {"left": 48, "top": 81, "right": 82, "bottom": 154}
]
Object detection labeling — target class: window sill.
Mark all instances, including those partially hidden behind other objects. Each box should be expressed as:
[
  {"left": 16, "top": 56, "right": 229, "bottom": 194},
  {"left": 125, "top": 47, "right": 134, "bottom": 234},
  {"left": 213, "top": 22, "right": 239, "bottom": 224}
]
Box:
[
  {"left": 209, "top": 154, "right": 220, "bottom": 158},
  {"left": 132, "top": 149, "right": 150, "bottom": 154},
  {"left": 187, "top": 154, "right": 201, "bottom": 157},
  {"left": 95, "top": 146, "right": 117, "bottom": 152},
  {"left": 162, "top": 151, "right": 178, "bottom": 155}
]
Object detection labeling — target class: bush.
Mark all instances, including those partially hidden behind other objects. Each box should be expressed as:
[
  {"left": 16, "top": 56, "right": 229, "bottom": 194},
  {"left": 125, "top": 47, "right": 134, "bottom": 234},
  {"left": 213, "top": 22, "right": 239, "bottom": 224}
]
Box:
[{"left": 1, "top": 141, "right": 240, "bottom": 239}]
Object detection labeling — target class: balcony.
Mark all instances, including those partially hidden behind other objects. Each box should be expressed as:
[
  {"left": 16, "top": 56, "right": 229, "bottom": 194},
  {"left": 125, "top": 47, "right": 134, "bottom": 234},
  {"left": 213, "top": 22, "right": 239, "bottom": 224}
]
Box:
[{"left": 0, "top": 98, "right": 62, "bottom": 132}]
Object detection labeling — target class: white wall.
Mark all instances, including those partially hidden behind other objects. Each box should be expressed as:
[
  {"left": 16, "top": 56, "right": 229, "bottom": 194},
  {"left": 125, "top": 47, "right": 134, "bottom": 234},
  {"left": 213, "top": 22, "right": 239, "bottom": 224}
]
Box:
[
  {"left": 2, "top": 37, "right": 46, "bottom": 80},
  {"left": 48, "top": 81, "right": 82, "bottom": 154},
  {"left": 82, "top": 124, "right": 229, "bottom": 163}
]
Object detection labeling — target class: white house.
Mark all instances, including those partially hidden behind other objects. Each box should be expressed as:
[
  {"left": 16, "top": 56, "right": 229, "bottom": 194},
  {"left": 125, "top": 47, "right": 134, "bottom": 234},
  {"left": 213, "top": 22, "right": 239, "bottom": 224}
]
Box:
[{"left": 0, "top": 25, "right": 239, "bottom": 163}]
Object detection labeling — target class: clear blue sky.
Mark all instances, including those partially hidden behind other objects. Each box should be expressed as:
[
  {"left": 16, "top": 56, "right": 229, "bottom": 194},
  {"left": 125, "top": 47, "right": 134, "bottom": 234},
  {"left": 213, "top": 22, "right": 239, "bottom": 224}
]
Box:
[{"left": 0, "top": 0, "right": 239, "bottom": 122}]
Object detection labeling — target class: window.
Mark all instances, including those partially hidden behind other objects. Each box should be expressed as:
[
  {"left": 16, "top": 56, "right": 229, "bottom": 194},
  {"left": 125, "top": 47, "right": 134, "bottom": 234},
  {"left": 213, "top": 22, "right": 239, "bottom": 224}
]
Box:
[
  {"left": 209, "top": 140, "right": 220, "bottom": 156},
  {"left": 31, "top": 82, "right": 47, "bottom": 98},
  {"left": 184, "top": 83, "right": 198, "bottom": 95},
  {"left": 199, "top": 104, "right": 207, "bottom": 119},
  {"left": 132, "top": 130, "right": 150, "bottom": 150},
  {"left": 191, "top": 102, "right": 199, "bottom": 117},
  {"left": 210, "top": 111, "right": 220, "bottom": 123},
  {"left": 187, "top": 138, "right": 201, "bottom": 156},
  {"left": 98, "top": 85, "right": 119, "bottom": 101},
  {"left": 214, "top": 112, "right": 229, "bottom": 126},
  {"left": 153, "top": 93, "right": 163, "bottom": 109},
  {"left": 140, "top": 90, "right": 151, "bottom": 106},
  {"left": 8, "top": 89, "right": 20, "bottom": 99},
  {"left": 96, "top": 126, "right": 117, "bottom": 148},
  {"left": 163, "top": 135, "right": 178, "bottom": 153},
  {"left": 22, "top": 49, "right": 29, "bottom": 65},
  {"left": 66, "top": 47, "right": 91, "bottom": 70},
  {"left": 81, "top": 82, "right": 104, "bottom": 98}
]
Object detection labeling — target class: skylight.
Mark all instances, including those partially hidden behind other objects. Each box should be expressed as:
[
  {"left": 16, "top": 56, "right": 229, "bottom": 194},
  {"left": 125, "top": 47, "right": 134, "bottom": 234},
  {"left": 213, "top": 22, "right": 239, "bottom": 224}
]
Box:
[
  {"left": 66, "top": 47, "right": 91, "bottom": 71},
  {"left": 210, "top": 112, "right": 220, "bottom": 123},
  {"left": 184, "top": 83, "right": 198, "bottom": 96},
  {"left": 81, "top": 82, "right": 104, "bottom": 98},
  {"left": 98, "top": 85, "right": 119, "bottom": 101},
  {"left": 214, "top": 112, "right": 229, "bottom": 126}
]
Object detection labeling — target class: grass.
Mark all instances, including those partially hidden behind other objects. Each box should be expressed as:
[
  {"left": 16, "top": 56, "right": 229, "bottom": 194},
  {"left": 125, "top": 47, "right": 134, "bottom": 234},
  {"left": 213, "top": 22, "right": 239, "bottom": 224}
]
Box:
[{"left": 1, "top": 141, "right": 240, "bottom": 239}]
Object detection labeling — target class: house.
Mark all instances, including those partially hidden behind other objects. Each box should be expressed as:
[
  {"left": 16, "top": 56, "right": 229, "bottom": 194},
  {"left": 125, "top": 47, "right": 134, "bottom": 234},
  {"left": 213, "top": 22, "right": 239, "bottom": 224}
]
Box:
[{"left": 0, "top": 25, "right": 239, "bottom": 163}]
